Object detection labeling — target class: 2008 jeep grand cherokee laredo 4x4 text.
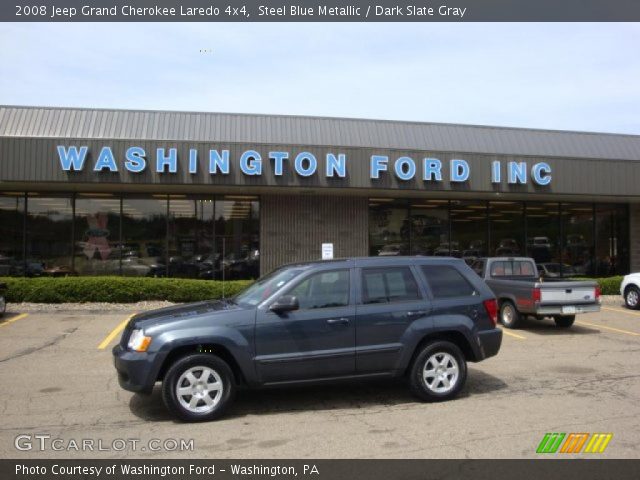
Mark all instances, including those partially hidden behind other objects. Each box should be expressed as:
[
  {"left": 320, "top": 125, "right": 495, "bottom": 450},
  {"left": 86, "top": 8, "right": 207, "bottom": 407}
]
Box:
[{"left": 113, "top": 257, "right": 502, "bottom": 421}]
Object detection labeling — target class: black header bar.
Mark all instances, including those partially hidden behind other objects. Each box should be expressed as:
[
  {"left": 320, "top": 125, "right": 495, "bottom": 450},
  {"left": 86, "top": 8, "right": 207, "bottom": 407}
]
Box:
[
  {"left": 2, "top": 0, "right": 640, "bottom": 22},
  {"left": 3, "top": 459, "right": 640, "bottom": 480}
]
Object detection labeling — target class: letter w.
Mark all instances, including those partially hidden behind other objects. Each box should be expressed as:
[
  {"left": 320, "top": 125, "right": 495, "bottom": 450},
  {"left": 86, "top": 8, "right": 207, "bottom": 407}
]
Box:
[
  {"left": 57, "top": 146, "right": 88, "bottom": 171},
  {"left": 536, "top": 433, "right": 565, "bottom": 453}
]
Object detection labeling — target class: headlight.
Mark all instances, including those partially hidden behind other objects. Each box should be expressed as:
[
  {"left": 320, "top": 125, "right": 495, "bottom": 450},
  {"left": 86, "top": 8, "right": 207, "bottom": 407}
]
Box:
[{"left": 127, "top": 329, "right": 152, "bottom": 352}]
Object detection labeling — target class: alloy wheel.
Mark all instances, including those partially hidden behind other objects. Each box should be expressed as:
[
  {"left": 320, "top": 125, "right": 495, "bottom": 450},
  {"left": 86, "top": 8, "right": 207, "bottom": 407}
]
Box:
[
  {"left": 423, "top": 352, "right": 459, "bottom": 394},
  {"left": 176, "top": 366, "right": 224, "bottom": 414},
  {"left": 627, "top": 289, "right": 639, "bottom": 308}
]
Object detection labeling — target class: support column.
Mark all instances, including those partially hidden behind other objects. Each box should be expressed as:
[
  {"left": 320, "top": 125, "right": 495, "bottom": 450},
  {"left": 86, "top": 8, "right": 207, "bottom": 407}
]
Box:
[{"left": 259, "top": 194, "right": 369, "bottom": 275}]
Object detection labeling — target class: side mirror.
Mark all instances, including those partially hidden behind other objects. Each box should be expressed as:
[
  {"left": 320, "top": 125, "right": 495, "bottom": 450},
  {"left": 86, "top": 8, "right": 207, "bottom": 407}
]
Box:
[{"left": 270, "top": 295, "right": 299, "bottom": 313}]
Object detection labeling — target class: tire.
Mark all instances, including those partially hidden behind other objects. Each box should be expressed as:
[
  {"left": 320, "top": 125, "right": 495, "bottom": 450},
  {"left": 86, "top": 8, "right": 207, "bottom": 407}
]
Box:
[
  {"left": 162, "top": 353, "right": 235, "bottom": 422},
  {"left": 0, "top": 296, "right": 5, "bottom": 317},
  {"left": 624, "top": 285, "right": 640, "bottom": 310},
  {"left": 499, "top": 301, "right": 521, "bottom": 329},
  {"left": 554, "top": 315, "right": 575, "bottom": 328},
  {"left": 409, "top": 340, "right": 467, "bottom": 402}
]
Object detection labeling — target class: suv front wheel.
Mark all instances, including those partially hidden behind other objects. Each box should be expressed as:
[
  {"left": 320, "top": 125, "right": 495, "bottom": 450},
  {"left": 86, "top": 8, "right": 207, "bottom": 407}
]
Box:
[
  {"left": 162, "top": 353, "right": 235, "bottom": 422},
  {"left": 409, "top": 340, "right": 467, "bottom": 402}
]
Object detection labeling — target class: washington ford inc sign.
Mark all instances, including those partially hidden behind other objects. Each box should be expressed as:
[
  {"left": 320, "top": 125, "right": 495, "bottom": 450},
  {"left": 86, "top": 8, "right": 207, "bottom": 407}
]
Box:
[{"left": 57, "top": 146, "right": 553, "bottom": 185}]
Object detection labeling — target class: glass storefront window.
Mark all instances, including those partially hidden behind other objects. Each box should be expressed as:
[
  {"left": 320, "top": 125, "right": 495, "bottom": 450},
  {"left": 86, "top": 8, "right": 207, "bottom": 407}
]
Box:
[
  {"left": 74, "top": 194, "right": 122, "bottom": 276},
  {"left": 450, "top": 200, "right": 487, "bottom": 263},
  {"left": 410, "top": 200, "right": 449, "bottom": 256},
  {"left": 525, "top": 202, "right": 561, "bottom": 271},
  {"left": 168, "top": 197, "right": 216, "bottom": 279},
  {"left": 368, "top": 198, "right": 631, "bottom": 277},
  {"left": 25, "top": 195, "right": 73, "bottom": 276},
  {"left": 369, "top": 199, "right": 410, "bottom": 256},
  {"left": 489, "top": 201, "right": 524, "bottom": 257},
  {"left": 561, "top": 203, "right": 594, "bottom": 276},
  {"left": 121, "top": 196, "right": 168, "bottom": 277},
  {"left": 0, "top": 194, "right": 25, "bottom": 276},
  {"left": 595, "top": 204, "right": 629, "bottom": 276},
  {"left": 215, "top": 197, "right": 260, "bottom": 280}
]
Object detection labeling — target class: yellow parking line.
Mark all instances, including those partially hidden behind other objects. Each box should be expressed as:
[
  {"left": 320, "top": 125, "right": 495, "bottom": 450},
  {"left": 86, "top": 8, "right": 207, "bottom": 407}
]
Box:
[
  {"left": 576, "top": 320, "right": 640, "bottom": 337},
  {"left": 500, "top": 328, "right": 526, "bottom": 340},
  {"left": 97, "top": 314, "right": 135, "bottom": 350},
  {"left": 602, "top": 305, "right": 640, "bottom": 317},
  {"left": 0, "top": 313, "right": 29, "bottom": 328}
]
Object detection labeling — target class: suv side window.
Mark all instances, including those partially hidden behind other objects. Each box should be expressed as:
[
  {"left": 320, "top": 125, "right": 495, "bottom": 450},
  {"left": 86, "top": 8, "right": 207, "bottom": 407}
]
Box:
[
  {"left": 421, "top": 265, "right": 477, "bottom": 298},
  {"left": 288, "top": 270, "right": 350, "bottom": 310},
  {"left": 362, "top": 267, "right": 421, "bottom": 304}
]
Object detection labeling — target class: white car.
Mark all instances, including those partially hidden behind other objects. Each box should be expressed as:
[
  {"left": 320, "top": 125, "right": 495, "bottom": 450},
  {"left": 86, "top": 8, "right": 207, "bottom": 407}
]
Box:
[{"left": 620, "top": 273, "right": 640, "bottom": 310}]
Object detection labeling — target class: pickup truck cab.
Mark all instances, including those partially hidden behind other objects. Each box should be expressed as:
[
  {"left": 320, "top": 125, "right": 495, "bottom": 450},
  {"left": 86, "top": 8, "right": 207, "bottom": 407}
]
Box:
[
  {"left": 113, "top": 257, "right": 502, "bottom": 421},
  {"left": 472, "top": 257, "right": 601, "bottom": 329}
]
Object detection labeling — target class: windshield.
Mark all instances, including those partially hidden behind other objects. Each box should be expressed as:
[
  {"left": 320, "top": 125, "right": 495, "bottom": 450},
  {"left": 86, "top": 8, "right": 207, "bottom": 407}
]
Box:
[{"left": 233, "top": 267, "right": 304, "bottom": 307}]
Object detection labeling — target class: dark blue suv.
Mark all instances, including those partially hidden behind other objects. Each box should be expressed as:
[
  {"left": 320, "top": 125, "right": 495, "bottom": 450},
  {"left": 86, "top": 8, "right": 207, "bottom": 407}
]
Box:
[{"left": 113, "top": 257, "right": 502, "bottom": 421}]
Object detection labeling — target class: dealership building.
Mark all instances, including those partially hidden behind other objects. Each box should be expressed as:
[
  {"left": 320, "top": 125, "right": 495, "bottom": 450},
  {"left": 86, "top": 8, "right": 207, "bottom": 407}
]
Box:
[{"left": 0, "top": 105, "right": 639, "bottom": 279}]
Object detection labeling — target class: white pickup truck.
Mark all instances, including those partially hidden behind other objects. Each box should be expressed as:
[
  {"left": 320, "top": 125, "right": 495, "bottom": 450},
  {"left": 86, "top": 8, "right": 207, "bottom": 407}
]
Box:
[{"left": 472, "top": 257, "right": 601, "bottom": 329}]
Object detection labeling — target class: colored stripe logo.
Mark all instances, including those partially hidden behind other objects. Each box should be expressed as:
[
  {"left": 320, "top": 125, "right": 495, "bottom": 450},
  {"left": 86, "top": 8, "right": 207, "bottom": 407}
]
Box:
[{"left": 537, "top": 433, "right": 612, "bottom": 454}]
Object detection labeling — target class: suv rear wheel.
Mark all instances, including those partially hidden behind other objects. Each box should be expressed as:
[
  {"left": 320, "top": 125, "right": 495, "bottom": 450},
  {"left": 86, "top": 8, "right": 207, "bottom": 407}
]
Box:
[
  {"left": 499, "top": 301, "right": 521, "bottom": 329},
  {"left": 162, "top": 353, "right": 235, "bottom": 422},
  {"left": 409, "top": 340, "right": 467, "bottom": 402},
  {"left": 625, "top": 285, "right": 640, "bottom": 310}
]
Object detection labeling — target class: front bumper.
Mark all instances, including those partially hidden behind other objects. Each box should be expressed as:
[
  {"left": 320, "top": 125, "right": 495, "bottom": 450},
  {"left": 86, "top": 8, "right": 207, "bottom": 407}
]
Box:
[
  {"left": 477, "top": 328, "right": 502, "bottom": 360},
  {"left": 112, "top": 344, "right": 158, "bottom": 394},
  {"left": 535, "top": 304, "right": 600, "bottom": 316}
]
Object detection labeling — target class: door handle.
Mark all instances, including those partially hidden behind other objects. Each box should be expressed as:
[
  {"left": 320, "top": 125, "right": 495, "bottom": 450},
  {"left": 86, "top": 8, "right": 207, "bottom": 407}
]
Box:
[
  {"left": 326, "top": 317, "right": 350, "bottom": 325},
  {"left": 406, "top": 310, "right": 427, "bottom": 318}
]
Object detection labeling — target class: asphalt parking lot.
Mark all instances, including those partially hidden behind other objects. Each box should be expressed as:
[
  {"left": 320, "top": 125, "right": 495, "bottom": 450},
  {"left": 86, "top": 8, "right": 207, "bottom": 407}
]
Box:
[{"left": 0, "top": 302, "right": 639, "bottom": 459}]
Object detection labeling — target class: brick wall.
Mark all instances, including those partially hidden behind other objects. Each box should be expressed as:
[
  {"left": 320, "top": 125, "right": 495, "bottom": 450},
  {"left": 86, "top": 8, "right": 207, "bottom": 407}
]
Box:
[{"left": 260, "top": 194, "right": 369, "bottom": 275}]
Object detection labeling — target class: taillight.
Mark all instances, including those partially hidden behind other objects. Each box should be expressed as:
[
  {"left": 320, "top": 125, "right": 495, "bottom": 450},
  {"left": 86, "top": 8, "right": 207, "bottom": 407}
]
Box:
[
  {"left": 595, "top": 286, "right": 601, "bottom": 302},
  {"left": 483, "top": 298, "right": 498, "bottom": 327},
  {"left": 532, "top": 287, "right": 541, "bottom": 302}
]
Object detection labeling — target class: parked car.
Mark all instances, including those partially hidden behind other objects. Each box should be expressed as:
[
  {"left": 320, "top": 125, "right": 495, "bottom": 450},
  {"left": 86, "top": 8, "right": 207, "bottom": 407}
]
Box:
[
  {"left": 496, "top": 239, "right": 520, "bottom": 256},
  {"left": 462, "top": 249, "right": 483, "bottom": 265},
  {"left": 377, "top": 244, "right": 405, "bottom": 256},
  {"left": 0, "top": 282, "right": 6, "bottom": 317},
  {"left": 0, "top": 255, "right": 12, "bottom": 276},
  {"left": 42, "top": 265, "right": 78, "bottom": 277},
  {"left": 527, "top": 236, "right": 552, "bottom": 249},
  {"left": 621, "top": 273, "right": 640, "bottom": 310},
  {"left": 147, "top": 256, "right": 201, "bottom": 278},
  {"left": 434, "top": 241, "right": 460, "bottom": 257},
  {"left": 113, "top": 257, "right": 502, "bottom": 421},
  {"left": 472, "top": 257, "right": 600, "bottom": 329},
  {"left": 536, "top": 263, "right": 577, "bottom": 278}
]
